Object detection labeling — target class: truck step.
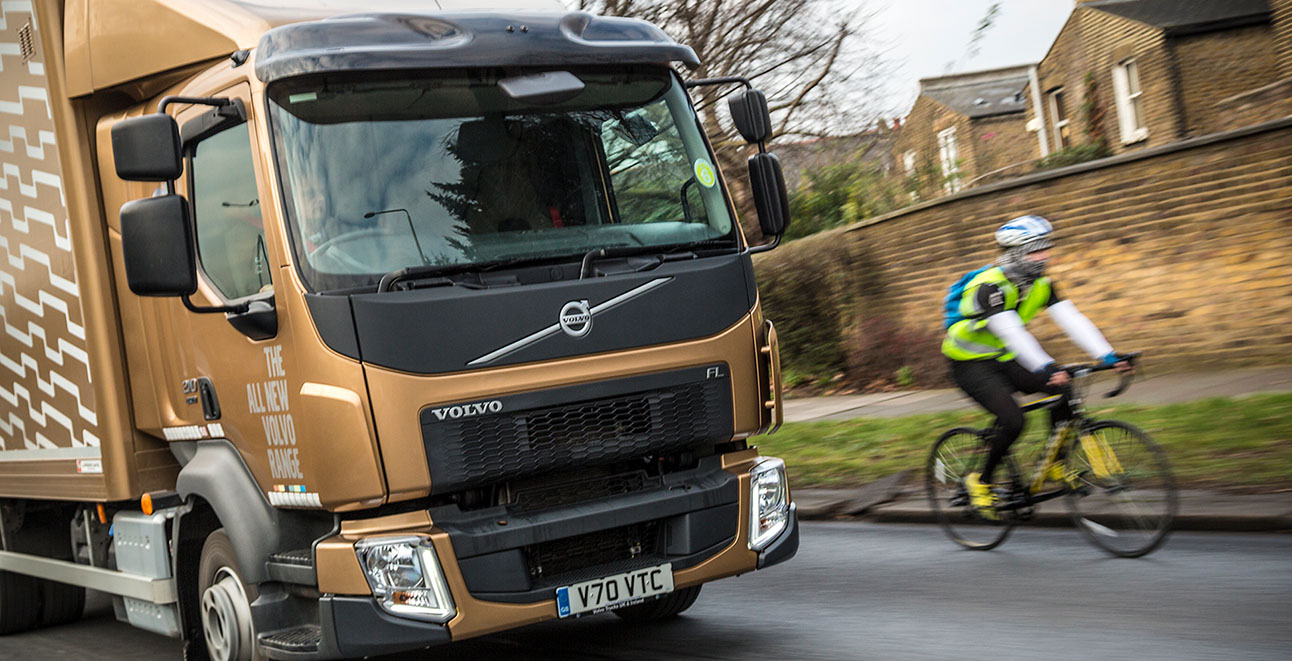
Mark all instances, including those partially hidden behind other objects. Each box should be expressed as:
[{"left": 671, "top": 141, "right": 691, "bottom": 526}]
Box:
[
  {"left": 266, "top": 549, "right": 315, "bottom": 586},
  {"left": 259, "top": 624, "right": 321, "bottom": 657}
]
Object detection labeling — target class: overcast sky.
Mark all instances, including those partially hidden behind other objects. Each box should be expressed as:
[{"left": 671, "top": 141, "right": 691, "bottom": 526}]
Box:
[{"left": 864, "top": 0, "right": 1075, "bottom": 115}]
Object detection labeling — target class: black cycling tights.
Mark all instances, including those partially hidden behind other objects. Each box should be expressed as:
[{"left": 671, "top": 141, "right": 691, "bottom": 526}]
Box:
[{"left": 950, "top": 359, "right": 1072, "bottom": 484}]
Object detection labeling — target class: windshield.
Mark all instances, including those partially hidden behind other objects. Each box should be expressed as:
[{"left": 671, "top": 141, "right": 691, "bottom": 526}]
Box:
[{"left": 267, "top": 68, "right": 737, "bottom": 292}]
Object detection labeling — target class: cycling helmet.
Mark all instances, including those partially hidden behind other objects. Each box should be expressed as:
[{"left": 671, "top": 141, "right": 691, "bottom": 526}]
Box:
[
  {"left": 996, "top": 215, "right": 1053, "bottom": 282},
  {"left": 995, "top": 215, "right": 1053, "bottom": 249}
]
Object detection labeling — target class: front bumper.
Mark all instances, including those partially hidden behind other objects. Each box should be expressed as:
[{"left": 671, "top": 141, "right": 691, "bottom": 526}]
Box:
[
  {"left": 306, "top": 450, "right": 794, "bottom": 658},
  {"left": 758, "top": 502, "right": 799, "bottom": 569},
  {"left": 318, "top": 596, "right": 452, "bottom": 658}
]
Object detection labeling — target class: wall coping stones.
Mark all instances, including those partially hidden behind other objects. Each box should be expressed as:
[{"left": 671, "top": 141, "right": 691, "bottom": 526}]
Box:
[{"left": 844, "top": 115, "right": 1292, "bottom": 235}]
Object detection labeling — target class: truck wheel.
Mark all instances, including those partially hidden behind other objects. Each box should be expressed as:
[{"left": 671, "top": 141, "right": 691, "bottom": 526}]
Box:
[
  {"left": 0, "top": 570, "right": 42, "bottom": 634},
  {"left": 37, "top": 579, "right": 85, "bottom": 627},
  {"left": 611, "top": 585, "right": 701, "bottom": 622},
  {"left": 198, "top": 530, "right": 260, "bottom": 661}
]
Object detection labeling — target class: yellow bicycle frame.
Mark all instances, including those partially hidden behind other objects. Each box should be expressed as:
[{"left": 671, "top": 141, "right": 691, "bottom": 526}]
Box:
[{"left": 1023, "top": 394, "right": 1125, "bottom": 495}]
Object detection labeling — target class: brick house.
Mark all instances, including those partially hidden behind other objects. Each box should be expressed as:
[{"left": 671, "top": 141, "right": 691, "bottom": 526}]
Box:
[
  {"left": 890, "top": 66, "right": 1034, "bottom": 199},
  {"left": 1027, "top": 0, "right": 1280, "bottom": 158}
]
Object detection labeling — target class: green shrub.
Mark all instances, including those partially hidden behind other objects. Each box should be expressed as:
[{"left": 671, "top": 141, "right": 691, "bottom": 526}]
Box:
[
  {"left": 843, "top": 315, "right": 951, "bottom": 391},
  {"left": 785, "top": 164, "right": 903, "bottom": 241}
]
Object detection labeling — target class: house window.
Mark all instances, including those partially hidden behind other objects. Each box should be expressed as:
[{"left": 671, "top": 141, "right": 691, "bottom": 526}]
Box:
[
  {"left": 936, "top": 127, "right": 961, "bottom": 193},
  {"left": 1112, "top": 57, "right": 1148, "bottom": 144},
  {"left": 1047, "top": 88, "right": 1069, "bottom": 150},
  {"left": 902, "top": 150, "right": 916, "bottom": 174}
]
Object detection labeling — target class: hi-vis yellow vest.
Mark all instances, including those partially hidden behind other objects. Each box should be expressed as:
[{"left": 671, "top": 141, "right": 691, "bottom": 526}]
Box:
[{"left": 942, "top": 267, "right": 1052, "bottom": 362}]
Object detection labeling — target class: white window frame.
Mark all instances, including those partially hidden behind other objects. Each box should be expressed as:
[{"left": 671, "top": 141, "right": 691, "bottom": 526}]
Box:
[
  {"left": 902, "top": 150, "right": 916, "bottom": 174},
  {"left": 936, "top": 127, "right": 961, "bottom": 193},
  {"left": 1112, "top": 57, "right": 1148, "bottom": 144},
  {"left": 1047, "top": 87, "right": 1069, "bottom": 150}
]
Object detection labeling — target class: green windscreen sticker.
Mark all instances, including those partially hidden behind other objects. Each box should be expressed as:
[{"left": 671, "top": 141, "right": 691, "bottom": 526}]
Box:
[{"left": 694, "top": 159, "right": 717, "bottom": 188}]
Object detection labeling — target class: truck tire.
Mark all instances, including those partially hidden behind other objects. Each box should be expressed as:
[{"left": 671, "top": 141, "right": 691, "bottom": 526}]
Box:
[
  {"left": 197, "top": 530, "right": 261, "bottom": 661},
  {"left": 0, "top": 570, "right": 42, "bottom": 634},
  {"left": 611, "top": 585, "right": 701, "bottom": 622},
  {"left": 37, "top": 579, "right": 85, "bottom": 627}
]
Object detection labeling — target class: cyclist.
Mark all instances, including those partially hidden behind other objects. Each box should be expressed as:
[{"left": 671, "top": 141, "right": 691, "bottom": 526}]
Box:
[{"left": 942, "top": 215, "right": 1131, "bottom": 518}]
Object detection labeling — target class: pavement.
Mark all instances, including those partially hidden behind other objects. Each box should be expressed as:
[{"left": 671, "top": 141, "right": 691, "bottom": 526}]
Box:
[
  {"left": 783, "top": 365, "right": 1292, "bottom": 422},
  {"left": 785, "top": 366, "right": 1292, "bottom": 532}
]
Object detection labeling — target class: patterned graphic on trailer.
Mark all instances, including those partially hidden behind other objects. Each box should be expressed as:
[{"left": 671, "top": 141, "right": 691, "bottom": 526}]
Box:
[{"left": 0, "top": 2, "right": 99, "bottom": 457}]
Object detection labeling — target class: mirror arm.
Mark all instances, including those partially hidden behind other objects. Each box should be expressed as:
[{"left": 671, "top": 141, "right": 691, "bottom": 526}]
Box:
[
  {"left": 183, "top": 295, "right": 249, "bottom": 315},
  {"left": 158, "top": 95, "right": 235, "bottom": 114},
  {"left": 684, "top": 75, "right": 752, "bottom": 90},
  {"left": 684, "top": 76, "right": 769, "bottom": 152},
  {"left": 148, "top": 96, "right": 246, "bottom": 315},
  {"left": 745, "top": 234, "right": 781, "bottom": 255}
]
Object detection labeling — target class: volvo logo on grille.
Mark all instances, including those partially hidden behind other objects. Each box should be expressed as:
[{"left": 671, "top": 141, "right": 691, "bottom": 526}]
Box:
[
  {"left": 559, "top": 300, "right": 593, "bottom": 338},
  {"left": 429, "top": 400, "right": 503, "bottom": 421}
]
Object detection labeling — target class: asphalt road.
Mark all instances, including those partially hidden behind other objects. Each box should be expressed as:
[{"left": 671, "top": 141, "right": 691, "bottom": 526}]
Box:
[{"left": 2, "top": 523, "right": 1289, "bottom": 660}]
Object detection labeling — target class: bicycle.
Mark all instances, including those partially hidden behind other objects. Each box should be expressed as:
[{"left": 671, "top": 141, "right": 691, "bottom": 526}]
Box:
[{"left": 924, "top": 353, "right": 1177, "bottom": 557}]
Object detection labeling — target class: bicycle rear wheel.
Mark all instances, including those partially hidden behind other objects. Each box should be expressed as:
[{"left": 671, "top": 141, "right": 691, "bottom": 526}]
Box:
[
  {"left": 925, "top": 427, "right": 1017, "bottom": 550},
  {"left": 1065, "top": 420, "right": 1177, "bottom": 558}
]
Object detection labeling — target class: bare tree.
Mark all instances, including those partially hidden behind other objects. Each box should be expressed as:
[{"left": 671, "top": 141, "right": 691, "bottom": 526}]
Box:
[{"left": 577, "top": 0, "right": 891, "bottom": 238}]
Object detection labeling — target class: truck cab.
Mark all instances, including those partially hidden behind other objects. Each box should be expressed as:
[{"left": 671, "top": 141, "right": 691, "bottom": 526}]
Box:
[{"left": 0, "top": 2, "right": 794, "bottom": 658}]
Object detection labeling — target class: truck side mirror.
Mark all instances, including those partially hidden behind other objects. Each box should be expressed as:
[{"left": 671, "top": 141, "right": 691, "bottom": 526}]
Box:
[
  {"left": 748, "top": 152, "right": 790, "bottom": 238},
  {"left": 728, "top": 89, "right": 772, "bottom": 144},
  {"left": 111, "top": 114, "right": 182, "bottom": 181},
  {"left": 120, "top": 195, "right": 198, "bottom": 297}
]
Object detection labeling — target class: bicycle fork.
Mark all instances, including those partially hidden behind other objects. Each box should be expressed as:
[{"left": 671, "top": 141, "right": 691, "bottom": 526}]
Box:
[{"left": 1079, "top": 429, "right": 1125, "bottom": 479}]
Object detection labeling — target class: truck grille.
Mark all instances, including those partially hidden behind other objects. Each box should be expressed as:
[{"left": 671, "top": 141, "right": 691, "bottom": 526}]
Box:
[
  {"left": 525, "top": 520, "right": 663, "bottom": 585},
  {"left": 510, "top": 469, "right": 658, "bottom": 513},
  {"left": 420, "top": 367, "right": 731, "bottom": 494}
]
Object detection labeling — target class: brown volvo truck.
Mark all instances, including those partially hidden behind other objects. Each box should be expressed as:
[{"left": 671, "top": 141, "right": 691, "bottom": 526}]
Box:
[{"left": 0, "top": 1, "right": 795, "bottom": 658}]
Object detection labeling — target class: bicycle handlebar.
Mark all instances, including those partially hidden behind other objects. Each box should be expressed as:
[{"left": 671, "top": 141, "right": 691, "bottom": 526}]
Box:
[{"left": 1059, "top": 351, "right": 1142, "bottom": 398}]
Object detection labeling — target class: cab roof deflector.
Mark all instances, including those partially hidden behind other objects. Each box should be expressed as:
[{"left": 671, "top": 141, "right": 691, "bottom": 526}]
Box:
[{"left": 253, "top": 12, "right": 700, "bottom": 83}]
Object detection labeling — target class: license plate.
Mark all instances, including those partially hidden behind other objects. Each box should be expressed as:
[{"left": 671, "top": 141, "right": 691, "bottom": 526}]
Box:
[{"left": 556, "top": 563, "right": 673, "bottom": 618}]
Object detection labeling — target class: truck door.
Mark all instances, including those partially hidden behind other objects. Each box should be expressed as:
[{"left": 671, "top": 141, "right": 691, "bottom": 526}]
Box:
[
  {"left": 138, "top": 82, "right": 304, "bottom": 493},
  {"left": 109, "top": 79, "right": 387, "bottom": 510}
]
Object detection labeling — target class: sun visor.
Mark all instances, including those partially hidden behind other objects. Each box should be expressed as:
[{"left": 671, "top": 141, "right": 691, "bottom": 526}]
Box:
[{"left": 254, "top": 11, "right": 701, "bottom": 84}]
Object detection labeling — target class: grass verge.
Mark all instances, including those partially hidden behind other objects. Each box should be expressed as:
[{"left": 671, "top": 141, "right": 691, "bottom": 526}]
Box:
[{"left": 756, "top": 393, "right": 1292, "bottom": 492}]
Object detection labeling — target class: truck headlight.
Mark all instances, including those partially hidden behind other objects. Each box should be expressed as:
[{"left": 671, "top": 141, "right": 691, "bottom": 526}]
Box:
[
  {"left": 749, "top": 458, "right": 790, "bottom": 551},
  {"left": 355, "top": 536, "right": 456, "bottom": 623}
]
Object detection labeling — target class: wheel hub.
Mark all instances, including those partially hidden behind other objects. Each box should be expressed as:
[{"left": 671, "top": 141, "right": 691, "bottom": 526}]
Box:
[{"left": 201, "top": 569, "right": 254, "bottom": 661}]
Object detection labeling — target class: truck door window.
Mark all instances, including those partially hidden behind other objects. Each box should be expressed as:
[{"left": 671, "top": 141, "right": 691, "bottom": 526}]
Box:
[{"left": 189, "top": 125, "right": 271, "bottom": 300}]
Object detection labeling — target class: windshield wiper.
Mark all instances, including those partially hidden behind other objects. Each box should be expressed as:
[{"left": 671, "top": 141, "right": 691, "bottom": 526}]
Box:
[
  {"left": 375, "top": 255, "right": 546, "bottom": 292},
  {"left": 578, "top": 239, "right": 737, "bottom": 279}
]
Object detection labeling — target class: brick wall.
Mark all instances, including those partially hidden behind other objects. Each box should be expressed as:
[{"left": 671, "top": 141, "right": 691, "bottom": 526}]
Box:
[
  {"left": 1274, "top": 0, "right": 1292, "bottom": 78},
  {"left": 1174, "top": 25, "right": 1278, "bottom": 137},
  {"left": 756, "top": 119, "right": 1292, "bottom": 377}
]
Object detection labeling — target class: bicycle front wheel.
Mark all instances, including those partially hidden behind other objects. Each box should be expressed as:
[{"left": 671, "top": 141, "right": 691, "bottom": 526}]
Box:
[
  {"left": 925, "top": 427, "right": 1017, "bottom": 550},
  {"left": 1065, "top": 420, "right": 1177, "bottom": 558}
]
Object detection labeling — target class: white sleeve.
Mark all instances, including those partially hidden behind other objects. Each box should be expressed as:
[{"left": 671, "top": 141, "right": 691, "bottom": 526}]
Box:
[
  {"left": 984, "top": 310, "right": 1054, "bottom": 372},
  {"left": 1047, "top": 300, "right": 1114, "bottom": 360}
]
